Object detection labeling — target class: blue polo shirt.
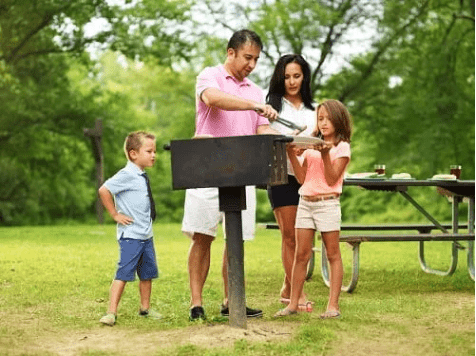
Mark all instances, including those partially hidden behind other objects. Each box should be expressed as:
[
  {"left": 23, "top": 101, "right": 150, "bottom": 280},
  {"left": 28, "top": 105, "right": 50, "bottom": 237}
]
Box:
[{"left": 103, "top": 161, "right": 153, "bottom": 240}]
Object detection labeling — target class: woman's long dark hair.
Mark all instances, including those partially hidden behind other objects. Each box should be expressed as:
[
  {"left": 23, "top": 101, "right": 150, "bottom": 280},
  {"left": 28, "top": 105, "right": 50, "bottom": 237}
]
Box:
[{"left": 266, "top": 54, "right": 314, "bottom": 113}]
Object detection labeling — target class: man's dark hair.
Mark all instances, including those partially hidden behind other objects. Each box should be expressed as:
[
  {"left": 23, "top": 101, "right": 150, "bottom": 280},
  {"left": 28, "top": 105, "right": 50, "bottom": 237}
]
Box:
[{"left": 227, "top": 29, "right": 263, "bottom": 51}]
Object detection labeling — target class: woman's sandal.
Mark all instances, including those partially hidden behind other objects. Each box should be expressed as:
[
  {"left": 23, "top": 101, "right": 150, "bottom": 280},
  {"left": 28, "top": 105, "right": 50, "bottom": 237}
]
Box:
[
  {"left": 280, "top": 292, "right": 307, "bottom": 305},
  {"left": 280, "top": 296, "right": 314, "bottom": 308},
  {"left": 274, "top": 308, "right": 298, "bottom": 317},
  {"left": 319, "top": 310, "right": 341, "bottom": 319},
  {"left": 279, "top": 298, "right": 291, "bottom": 305}
]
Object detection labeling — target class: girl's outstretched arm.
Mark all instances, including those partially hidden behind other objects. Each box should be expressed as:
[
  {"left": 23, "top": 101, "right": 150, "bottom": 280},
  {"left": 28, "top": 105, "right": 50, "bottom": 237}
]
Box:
[{"left": 286, "top": 145, "right": 307, "bottom": 184}]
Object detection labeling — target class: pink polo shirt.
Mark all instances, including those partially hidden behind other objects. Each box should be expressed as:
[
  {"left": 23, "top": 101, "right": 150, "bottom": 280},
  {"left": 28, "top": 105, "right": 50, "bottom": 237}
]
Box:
[
  {"left": 298, "top": 141, "right": 351, "bottom": 196},
  {"left": 195, "top": 65, "right": 269, "bottom": 137}
]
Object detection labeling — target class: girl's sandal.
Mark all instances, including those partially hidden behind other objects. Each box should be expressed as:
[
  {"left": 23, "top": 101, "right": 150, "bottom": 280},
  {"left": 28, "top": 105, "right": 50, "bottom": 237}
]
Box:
[
  {"left": 319, "top": 310, "right": 341, "bottom": 319},
  {"left": 298, "top": 301, "right": 313, "bottom": 313},
  {"left": 274, "top": 308, "right": 298, "bottom": 317}
]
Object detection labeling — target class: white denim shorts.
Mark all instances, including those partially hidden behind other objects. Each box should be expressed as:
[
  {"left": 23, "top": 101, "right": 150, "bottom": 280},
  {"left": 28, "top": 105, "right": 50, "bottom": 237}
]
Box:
[
  {"left": 181, "top": 186, "right": 256, "bottom": 241},
  {"left": 295, "top": 198, "right": 341, "bottom": 232}
]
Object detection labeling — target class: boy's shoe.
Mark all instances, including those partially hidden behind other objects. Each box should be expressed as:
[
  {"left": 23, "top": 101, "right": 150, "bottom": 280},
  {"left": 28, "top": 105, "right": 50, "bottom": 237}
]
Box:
[
  {"left": 138, "top": 308, "right": 162, "bottom": 320},
  {"left": 189, "top": 306, "right": 206, "bottom": 321},
  {"left": 99, "top": 313, "right": 116, "bottom": 326},
  {"left": 220, "top": 304, "right": 263, "bottom": 318}
]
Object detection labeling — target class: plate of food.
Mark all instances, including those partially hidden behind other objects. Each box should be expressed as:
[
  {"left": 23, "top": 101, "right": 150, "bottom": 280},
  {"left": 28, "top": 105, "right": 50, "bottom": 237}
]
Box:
[
  {"left": 289, "top": 136, "right": 326, "bottom": 148},
  {"left": 346, "top": 172, "right": 386, "bottom": 180},
  {"left": 390, "top": 173, "right": 415, "bottom": 180},
  {"left": 428, "top": 174, "right": 457, "bottom": 181}
]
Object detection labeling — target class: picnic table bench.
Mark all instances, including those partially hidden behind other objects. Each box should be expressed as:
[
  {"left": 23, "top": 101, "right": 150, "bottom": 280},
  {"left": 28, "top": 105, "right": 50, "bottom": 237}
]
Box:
[{"left": 264, "top": 178, "right": 475, "bottom": 293}]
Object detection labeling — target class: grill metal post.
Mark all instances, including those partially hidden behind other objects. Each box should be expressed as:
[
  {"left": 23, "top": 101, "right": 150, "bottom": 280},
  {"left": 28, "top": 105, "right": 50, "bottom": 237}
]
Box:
[{"left": 219, "top": 186, "right": 247, "bottom": 329}]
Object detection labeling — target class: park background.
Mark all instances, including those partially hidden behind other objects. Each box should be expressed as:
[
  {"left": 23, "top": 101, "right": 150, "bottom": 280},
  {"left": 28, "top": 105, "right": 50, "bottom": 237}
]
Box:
[
  {"left": 0, "top": 0, "right": 474, "bottom": 227},
  {"left": 0, "top": 0, "right": 475, "bottom": 225},
  {"left": 0, "top": 2, "right": 474, "bottom": 355}
]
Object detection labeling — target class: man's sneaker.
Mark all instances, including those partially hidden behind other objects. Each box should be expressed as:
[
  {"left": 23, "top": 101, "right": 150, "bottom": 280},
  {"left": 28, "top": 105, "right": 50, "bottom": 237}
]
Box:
[
  {"left": 138, "top": 308, "right": 162, "bottom": 320},
  {"left": 220, "top": 304, "right": 263, "bottom": 318},
  {"left": 99, "top": 313, "right": 116, "bottom": 326},
  {"left": 189, "top": 306, "right": 206, "bottom": 321}
]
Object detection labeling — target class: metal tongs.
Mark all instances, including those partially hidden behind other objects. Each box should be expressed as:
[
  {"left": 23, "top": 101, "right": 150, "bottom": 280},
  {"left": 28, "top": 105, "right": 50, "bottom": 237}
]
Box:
[
  {"left": 275, "top": 117, "right": 307, "bottom": 134},
  {"left": 254, "top": 108, "right": 307, "bottom": 134}
]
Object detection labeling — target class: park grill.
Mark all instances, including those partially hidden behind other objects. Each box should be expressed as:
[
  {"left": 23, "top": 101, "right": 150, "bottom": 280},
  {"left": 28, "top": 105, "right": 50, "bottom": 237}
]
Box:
[
  {"left": 165, "top": 134, "right": 291, "bottom": 329},
  {"left": 168, "top": 134, "right": 290, "bottom": 190}
]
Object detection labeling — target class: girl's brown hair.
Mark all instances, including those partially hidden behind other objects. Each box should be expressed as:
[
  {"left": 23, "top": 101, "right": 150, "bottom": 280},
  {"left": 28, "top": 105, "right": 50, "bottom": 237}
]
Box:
[
  {"left": 124, "top": 131, "right": 156, "bottom": 161},
  {"left": 313, "top": 99, "right": 352, "bottom": 143}
]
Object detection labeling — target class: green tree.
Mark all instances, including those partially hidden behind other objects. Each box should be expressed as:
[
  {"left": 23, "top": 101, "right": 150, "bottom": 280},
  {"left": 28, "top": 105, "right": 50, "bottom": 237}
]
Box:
[
  {"left": 323, "top": 0, "right": 475, "bottom": 178},
  {"left": 0, "top": 0, "right": 192, "bottom": 224},
  {"left": 94, "top": 52, "right": 197, "bottom": 222},
  {"left": 324, "top": 0, "right": 475, "bottom": 222}
]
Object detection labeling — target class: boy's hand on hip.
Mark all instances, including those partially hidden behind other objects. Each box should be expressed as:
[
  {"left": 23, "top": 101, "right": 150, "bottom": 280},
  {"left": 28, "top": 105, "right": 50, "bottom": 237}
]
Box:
[{"left": 113, "top": 213, "right": 134, "bottom": 225}]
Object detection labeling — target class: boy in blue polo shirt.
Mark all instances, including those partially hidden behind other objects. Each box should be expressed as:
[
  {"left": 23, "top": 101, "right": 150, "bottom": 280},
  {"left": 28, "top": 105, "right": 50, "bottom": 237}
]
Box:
[{"left": 98, "top": 131, "right": 161, "bottom": 326}]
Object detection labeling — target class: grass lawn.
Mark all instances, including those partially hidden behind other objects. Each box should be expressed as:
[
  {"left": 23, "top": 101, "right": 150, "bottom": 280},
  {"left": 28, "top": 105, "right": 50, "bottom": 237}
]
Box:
[{"left": 0, "top": 223, "right": 474, "bottom": 355}]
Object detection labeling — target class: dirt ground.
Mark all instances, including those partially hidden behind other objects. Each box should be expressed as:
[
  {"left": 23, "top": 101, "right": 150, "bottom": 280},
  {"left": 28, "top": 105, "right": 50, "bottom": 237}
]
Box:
[
  {"left": 7, "top": 319, "right": 296, "bottom": 356},
  {"left": 2, "top": 293, "right": 474, "bottom": 356}
]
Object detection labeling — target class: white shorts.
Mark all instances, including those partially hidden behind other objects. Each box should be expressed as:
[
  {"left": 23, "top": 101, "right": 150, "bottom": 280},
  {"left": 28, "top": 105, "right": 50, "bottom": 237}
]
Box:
[
  {"left": 182, "top": 186, "right": 256, "bottom": 241},
  {"left": 295, "top": 198, "right": 341, "bottom": 232}
]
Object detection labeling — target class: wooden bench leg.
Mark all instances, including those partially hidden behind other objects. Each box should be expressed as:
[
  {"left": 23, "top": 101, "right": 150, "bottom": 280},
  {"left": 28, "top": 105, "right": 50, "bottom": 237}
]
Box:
[{"left": 321, "top": 241, "right": 360, "bottom": 293}]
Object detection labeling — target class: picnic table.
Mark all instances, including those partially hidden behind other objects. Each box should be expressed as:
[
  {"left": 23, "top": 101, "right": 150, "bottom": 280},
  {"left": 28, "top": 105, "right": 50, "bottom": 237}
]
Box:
[{"left": 265, "top": 178, "right": 475, "bottom": 293}]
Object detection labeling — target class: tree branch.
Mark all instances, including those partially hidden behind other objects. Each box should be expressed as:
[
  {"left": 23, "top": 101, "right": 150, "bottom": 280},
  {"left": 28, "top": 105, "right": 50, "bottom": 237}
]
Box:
[
  {"left": 338, "top": 0, "right": 431, "bottom": 102},
  {"left": 6, "top": 13, "right": 55, "bottom": 63},
  {"left": 201, "top": 1, "right": 276, "bottom": 62},
  {"left": 453, "top": 14, "right": 475, "bottom": 22},
  {"left": 311, "top": 0, "right": 358, "bottom": 93},
  {"left": 12, "top": 48, "right": 66, "bottom": 62}
]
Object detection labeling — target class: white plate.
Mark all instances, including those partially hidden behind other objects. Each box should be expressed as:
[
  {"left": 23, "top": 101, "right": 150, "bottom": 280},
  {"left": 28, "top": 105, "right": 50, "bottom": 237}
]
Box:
[
  {"left": 428, "top": 174, "right": 457, "bottom": 181},
  {"left": 347, "top": 172, "right": 383, "bottom": 179},
  {"left": 289, "top": 136, "right": 325, "bottom": 148},
  {"left": 390, "top": 173, "right": 414, "bottom": 180}
]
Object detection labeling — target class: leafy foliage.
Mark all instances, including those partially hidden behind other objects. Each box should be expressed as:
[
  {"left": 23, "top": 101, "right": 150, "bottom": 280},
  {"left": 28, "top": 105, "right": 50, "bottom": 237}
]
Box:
[
  {"left": 0, "top": 0, "right": 473, "bottom": 225},
  {"left": 0, "top": 0, "right": 192, "bottom": 224},
  {"left": 93, "top": 52, "right": 196, "bottom": 222}
]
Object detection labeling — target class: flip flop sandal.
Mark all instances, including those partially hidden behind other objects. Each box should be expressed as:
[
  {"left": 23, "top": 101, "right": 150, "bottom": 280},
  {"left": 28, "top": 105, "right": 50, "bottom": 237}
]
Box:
[
  {"left": 274, "top": 308, "right": 298, "bottom": 317},
  {"left": 298, "top": 301, "right": 313, "bottom": 312},
  {"left": 319, "top": 310, "right": 341, "bottom": 319},
  {"left": 279, "top": 298, "right": 291, "bottom": 305},
  {"left": 280, "top": 296, "right": 314, "bottom": 306}
]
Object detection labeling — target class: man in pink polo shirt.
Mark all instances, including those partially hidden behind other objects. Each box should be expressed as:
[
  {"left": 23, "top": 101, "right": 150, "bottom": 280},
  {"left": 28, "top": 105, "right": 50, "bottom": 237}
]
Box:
[{"left": 182, "top": 29, "right": 278, "bottom": 321}]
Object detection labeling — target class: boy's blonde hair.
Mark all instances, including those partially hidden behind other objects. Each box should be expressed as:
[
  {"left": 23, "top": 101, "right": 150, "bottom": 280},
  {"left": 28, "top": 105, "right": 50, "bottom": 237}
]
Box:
[{"left": 124, "top": 131, "right": 156, "bottom": 161}]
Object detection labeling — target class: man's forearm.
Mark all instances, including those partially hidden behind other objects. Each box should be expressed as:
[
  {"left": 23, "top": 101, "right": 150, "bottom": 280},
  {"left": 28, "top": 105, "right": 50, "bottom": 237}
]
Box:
[
  {"left": 201, "top": 88, "right": 258, "bottom": 111},
  {"left": 256, "top": 124, "right": 280, "bottom": 135}
]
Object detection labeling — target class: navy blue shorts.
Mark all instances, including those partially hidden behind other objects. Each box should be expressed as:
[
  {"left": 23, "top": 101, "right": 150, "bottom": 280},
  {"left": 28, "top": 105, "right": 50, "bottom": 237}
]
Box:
[
  {"left": 267, "top": 175, "right": 301, "bottom": 210},
  {"left": 115, "top": 237, "right": 158, "bottom": 281}
]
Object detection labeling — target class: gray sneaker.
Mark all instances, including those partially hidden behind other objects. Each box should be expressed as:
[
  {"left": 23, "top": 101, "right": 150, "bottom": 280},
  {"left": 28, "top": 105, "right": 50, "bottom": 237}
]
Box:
[
  {"left": 99, "top": 313, "right": 116, "bottom": 326},
  {"left": 138, "top": 308, "right": 162, "bottom": 320}
]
